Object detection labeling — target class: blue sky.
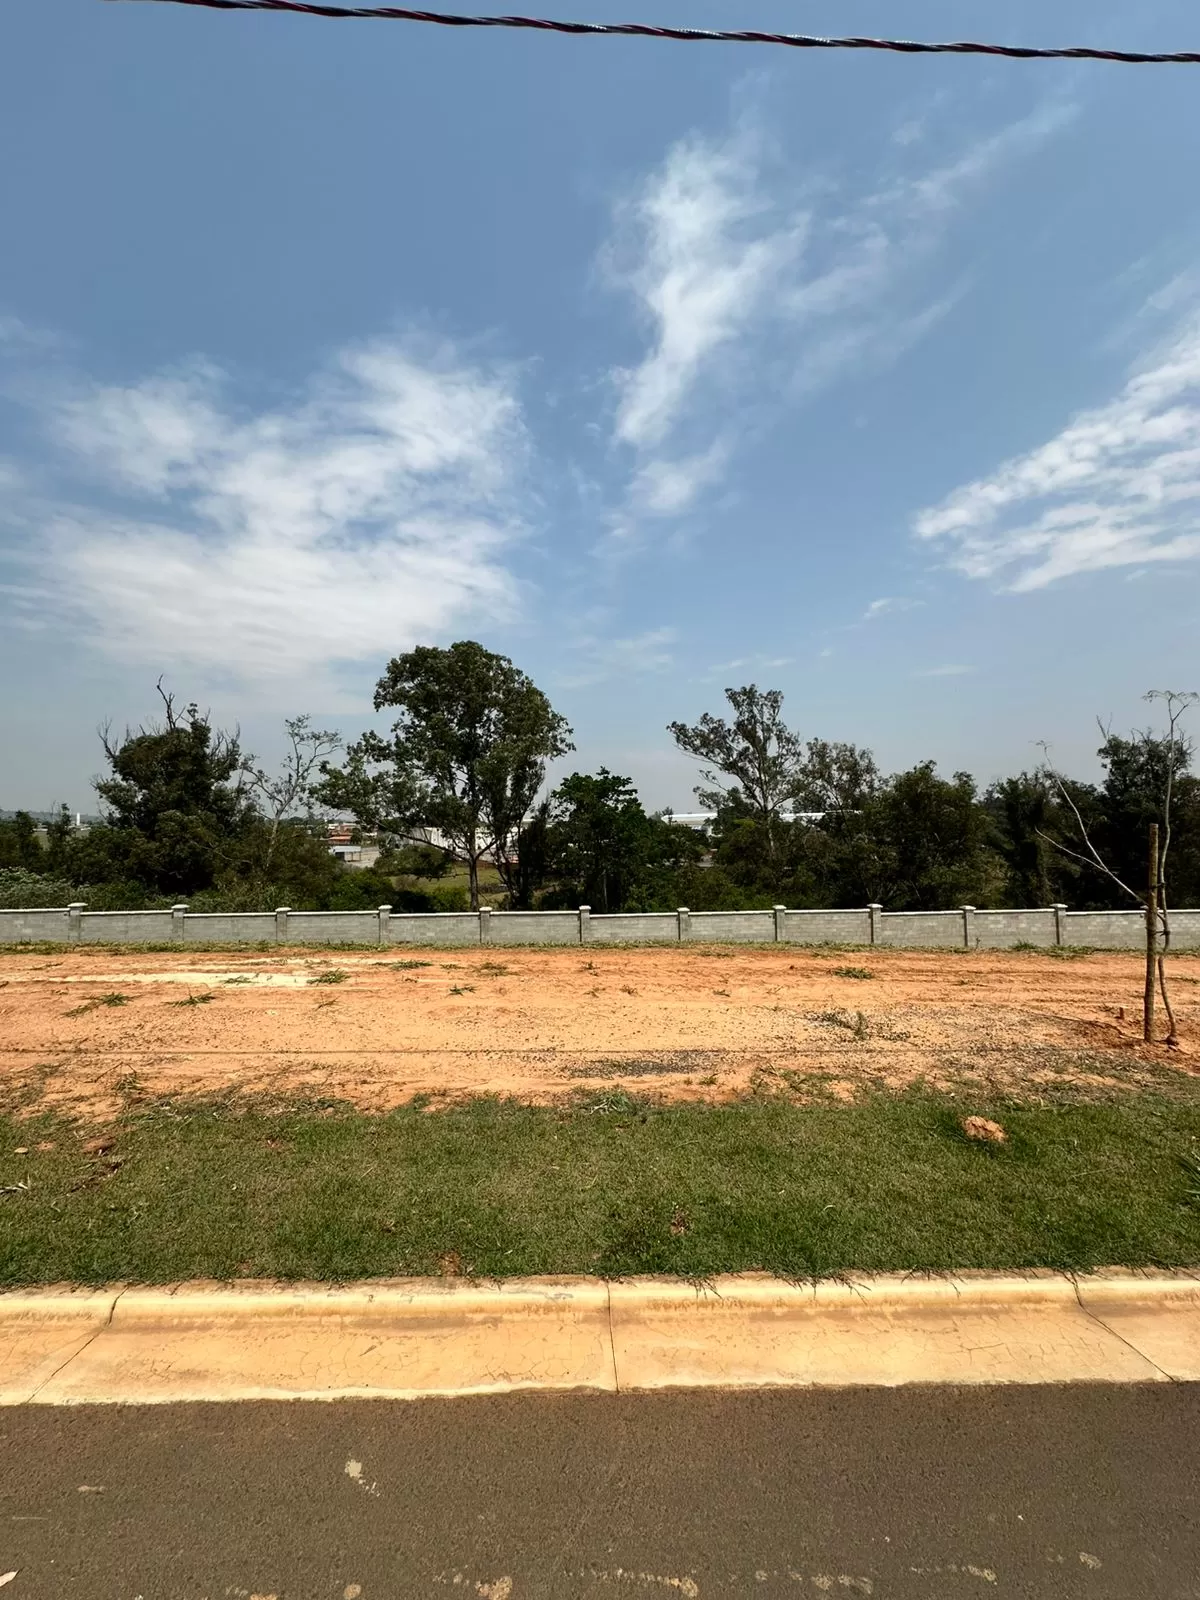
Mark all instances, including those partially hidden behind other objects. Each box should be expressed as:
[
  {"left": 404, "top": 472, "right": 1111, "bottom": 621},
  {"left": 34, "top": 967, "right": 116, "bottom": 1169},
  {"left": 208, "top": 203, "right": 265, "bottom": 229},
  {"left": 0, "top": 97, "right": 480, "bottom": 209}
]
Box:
[{"left": 2, "top": 0, "right": 1199, "bottom": 812}]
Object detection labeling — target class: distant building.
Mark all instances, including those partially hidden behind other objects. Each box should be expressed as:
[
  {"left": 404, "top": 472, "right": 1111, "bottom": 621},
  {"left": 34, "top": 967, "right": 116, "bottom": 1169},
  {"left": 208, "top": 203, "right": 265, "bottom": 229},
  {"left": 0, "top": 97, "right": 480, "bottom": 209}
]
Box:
[
  {"left": 326, "top": 822, "right": 381, "bottom": 870},
  {"left": 665, "top": 811, "right": 823, "bottom": 830}
]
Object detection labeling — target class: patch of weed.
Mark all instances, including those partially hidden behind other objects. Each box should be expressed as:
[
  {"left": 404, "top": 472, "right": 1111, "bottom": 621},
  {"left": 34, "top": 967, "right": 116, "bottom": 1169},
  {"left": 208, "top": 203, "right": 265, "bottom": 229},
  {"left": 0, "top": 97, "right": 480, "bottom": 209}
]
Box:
[
  {"left": 808, "top": 1008, "right": 871, "bottom": 1041},
  {"left": 168, "top": 992, "right": 218, "bottom": 1007},
  {"left": 308, "top": 970, "right": 349, "bottom": 986},
  {"left": 389, "top": 960, "right": 433, "bottom": 970},
  {"left": 833, "top": 966, "right": 875, "bottom": 981},
  {"left": 65, "top": 992, "right": 131, "bottom": 1017}
]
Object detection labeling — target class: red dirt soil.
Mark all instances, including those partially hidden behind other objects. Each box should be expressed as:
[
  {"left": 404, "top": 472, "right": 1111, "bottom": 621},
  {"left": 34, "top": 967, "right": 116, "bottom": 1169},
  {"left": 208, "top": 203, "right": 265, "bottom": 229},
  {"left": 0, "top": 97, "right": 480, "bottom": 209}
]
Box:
[{"left": 2, "top": 943, "right": 1198, "bottom": 1119}]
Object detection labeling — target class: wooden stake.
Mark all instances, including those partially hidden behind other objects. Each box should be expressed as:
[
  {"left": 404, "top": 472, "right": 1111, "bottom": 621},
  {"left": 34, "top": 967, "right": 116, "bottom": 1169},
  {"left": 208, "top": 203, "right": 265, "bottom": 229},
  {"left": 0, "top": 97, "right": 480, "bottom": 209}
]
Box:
[{"left": 1145, "top": 821, "right": 1159, "bottom": 1043}]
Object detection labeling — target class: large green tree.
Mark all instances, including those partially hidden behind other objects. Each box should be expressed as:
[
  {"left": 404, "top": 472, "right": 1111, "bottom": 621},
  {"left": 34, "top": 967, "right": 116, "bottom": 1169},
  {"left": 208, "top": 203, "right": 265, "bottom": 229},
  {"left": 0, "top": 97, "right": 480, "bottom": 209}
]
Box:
[
  {"left": 542, "top": 769, "right": 703, "bottom": 913},
  {"left": 669, "top": 686, "right": 803, "bottom": 866},
  {"left": 317, "top": 641, "right": 573, "bottom": 909},
  {"left": 669, "top": 686, "right": 877, "bottom": 876},
  {"left": 0, "top": 811, "right": 43, "bottom": 872},
  {"left": 71, "top": 685, "right": 255, "bottom": 897},
  {"left": 1091, "top": 724, "right": 1200, "bottom": 907},
  {"left": 812, "top": 762, "right": 1002, "bottom": 911}
]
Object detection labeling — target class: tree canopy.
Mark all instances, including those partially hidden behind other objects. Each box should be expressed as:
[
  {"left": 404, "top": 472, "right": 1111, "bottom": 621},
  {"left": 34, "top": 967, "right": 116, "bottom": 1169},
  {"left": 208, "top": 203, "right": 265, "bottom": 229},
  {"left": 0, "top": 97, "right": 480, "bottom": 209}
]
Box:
[
  {"left": 9, "top": 660, "right": 1200, "bottom": 921},
  {"left": 316, "top": 641, "right": 573, "bottom": 909}
]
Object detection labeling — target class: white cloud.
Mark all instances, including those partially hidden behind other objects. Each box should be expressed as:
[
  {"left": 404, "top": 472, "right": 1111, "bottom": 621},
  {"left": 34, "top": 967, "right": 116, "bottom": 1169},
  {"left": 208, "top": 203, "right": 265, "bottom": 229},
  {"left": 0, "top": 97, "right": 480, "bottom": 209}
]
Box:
[
  {"left": 604, "top": 101, "right": 1075, "bottom": 547},
  {"left": 863, "top": 596, "right": 922, "bottom": 621},
  {"left": 0, "top": 314, "right": 62, "bottom": 351},
  {"left": 608, "top": 130, "right": 804, "bottom": 452},
  {"left": 626, "top": 443, "right": 730, "bottom": 518},
  {"left": 699, "top": 651, "right": 794, "bottom": 679},
  {"left": 914, "top": 312, "right": 1200, "bottom": 590},
  {"left": 556, "top": 626, "right": 677, "bottom": 689},
  {"left": 913, "top": 664, "right": 975, "bottom": 678},
  {"left": 778, "top": 103, "right": 1075, "bottom": 395},
  {"left": 6, "top": 339, "right": 530, "bottom": 685}
]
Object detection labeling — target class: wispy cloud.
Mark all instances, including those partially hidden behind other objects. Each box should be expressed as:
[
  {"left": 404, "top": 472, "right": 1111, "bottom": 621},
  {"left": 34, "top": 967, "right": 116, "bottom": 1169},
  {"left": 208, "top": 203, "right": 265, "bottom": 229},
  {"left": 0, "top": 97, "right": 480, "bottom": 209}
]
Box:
[
  {"left": 914, "top": 310, "right": 1200, "bottom": 590},
  {"left": 556, "top": 625, "right": 677, "bottom": 689},
  {"left": 604, "top": 101, "right": 1076, "bottom": 545},
  {"left": 3, "top": 339, "right": 530, "bottom": 686},
  {"left": 779, "top": 102, "right": 1075, "bottom": 397},
  {"left": 624, "top": 442, "right": 730, "bottom": 521},
  {"left": 607, "top": 128, "right": 803, "bottom": 455},
  {"left": 863, "top": 596, "right": 922, "bottom": 621},
  {"left": 699, "top": 651, "right": 794, "bottom": 679},
  {"left": 913, "top": 663, "right": 975, "bottom": 678}
]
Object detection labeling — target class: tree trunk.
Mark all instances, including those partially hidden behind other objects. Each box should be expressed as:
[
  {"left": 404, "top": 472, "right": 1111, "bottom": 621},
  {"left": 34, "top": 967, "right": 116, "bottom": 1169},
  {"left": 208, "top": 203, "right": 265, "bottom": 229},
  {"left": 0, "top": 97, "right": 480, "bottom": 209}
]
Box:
[
  {"left": 264, "top": 814, "right": 280, "bottom": 878},
  {"left": 1144, "top": 822, "right": 1158, "bottom": 1044},
  {"left": 468, "top": 852, "right": 480, "bottom": 911}
]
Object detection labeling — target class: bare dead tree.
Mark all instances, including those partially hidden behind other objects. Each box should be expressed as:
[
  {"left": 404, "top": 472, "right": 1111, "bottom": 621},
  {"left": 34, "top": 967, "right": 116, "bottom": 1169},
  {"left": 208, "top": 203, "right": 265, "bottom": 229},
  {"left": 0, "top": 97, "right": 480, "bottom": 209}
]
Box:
[
  {"left": 1145, "top": 689, "right": 1199, "bottom": 1044},
  {"left": 241, "top": 715, "right": 343, "bottom": 877},
  {"left": 1036, "top": 688, "right": 1198, "bottom": 1046}
]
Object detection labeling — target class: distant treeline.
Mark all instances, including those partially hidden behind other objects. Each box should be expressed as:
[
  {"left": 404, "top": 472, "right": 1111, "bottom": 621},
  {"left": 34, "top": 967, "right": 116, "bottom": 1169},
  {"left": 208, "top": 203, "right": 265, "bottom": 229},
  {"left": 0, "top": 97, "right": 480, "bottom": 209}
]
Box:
[{"left": 2, "top": 645, "right": 1196, "bottom": 915}]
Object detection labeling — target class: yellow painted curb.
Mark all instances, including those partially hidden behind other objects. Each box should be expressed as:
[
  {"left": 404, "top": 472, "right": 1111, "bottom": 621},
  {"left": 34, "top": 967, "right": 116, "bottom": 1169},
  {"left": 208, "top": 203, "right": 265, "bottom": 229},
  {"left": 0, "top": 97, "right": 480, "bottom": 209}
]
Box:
[{"left": 2, "top": 1272, "right": 1197, "bottom": 1404}]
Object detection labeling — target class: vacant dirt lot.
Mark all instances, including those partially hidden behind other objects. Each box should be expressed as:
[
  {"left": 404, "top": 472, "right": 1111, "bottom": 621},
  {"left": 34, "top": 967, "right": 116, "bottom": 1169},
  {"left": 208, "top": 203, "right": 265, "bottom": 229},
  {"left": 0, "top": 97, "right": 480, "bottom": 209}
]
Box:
[{"left": 2, "top": 943, "right": 1198, "bottom": 1118}]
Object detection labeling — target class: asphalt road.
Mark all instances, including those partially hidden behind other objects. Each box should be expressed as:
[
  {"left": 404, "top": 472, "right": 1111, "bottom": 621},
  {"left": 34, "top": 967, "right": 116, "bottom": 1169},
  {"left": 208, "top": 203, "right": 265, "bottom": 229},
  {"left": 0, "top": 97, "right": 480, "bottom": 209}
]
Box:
[{"left": 2, "top": 1385, "right": 1198, "bottom": 1599}]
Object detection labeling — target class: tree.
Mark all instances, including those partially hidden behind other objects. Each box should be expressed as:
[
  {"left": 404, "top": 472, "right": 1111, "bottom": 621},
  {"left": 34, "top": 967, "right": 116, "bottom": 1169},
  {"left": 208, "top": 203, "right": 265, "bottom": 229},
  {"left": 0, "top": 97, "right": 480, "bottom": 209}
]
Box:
[
  {"left": 984, "top": 772, "right": 1105, "bottom": 909},
  {"left": 0, "top": 811, "right": 42, "bottom": 872},
  {"left": 669, "top": 688, "right": 878, "bottom": 875},
  {"left": 813, "top": 762, "right": 1001, "bottom": 911},
  {"left": 1092, "top": 722, "right": 1200, "bottom": 906},
  {"left": 88, "top": 682, "right": 253, "bottom": 896},
  {"left": 240, "top": 715, "right": 342, "bottom": 879},
  {"left": 316, "top": 641, "right": 573, "bottom": 909},
  {"left": 669, "top": 686, "right": 806, "bottom": 866},
  {"left": 1039, "top": 690, "right": 1199, "bottom": 1045},
  {"left": 541, "top": 770, "right": 708, "bottom": 912},
  {"left": 792, "top": 738, "right": 880, "bottom": 814},
  {"left": 544, "top": 770, "right": 654, "bottom": 912}
]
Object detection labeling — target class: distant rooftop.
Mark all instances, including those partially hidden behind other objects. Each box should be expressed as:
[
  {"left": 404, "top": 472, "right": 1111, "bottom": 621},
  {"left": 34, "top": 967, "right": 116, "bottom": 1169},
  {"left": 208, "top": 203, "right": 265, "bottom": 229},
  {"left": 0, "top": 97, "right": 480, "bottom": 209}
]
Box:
[{"left": 666, "top": 811, "right": 823, "bottom": 827}]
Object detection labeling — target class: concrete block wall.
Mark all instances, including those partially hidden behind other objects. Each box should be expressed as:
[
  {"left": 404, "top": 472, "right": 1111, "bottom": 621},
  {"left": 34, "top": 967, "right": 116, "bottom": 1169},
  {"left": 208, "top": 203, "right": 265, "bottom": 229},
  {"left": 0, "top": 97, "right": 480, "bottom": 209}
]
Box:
[
  {"left": 285, "top": 912, "right": 383, "bottom": 945},
  {"left": 386, "top": 911, "right": 481, "bottom": 946},
  {"left": 487, "top": 910, "right": 579, "bottom": 946},
  {"left": 184, "top": 912, "right": 277, "bottom": 943},
  {"left": 79, "top": 910, "right": 174, "bottom": 944},
  {"left": 974, "top": 909, "right": 1059, "bottom": 948},
  {"left": 782, "top": 909, "right": 872, "bottom": 944},
  {"left": 688, "top": 910, "right": 776, "bottom": 942},
  {"left": 3, "top": 900, "right": 1200, "bottom": 950},
  {"left": 1061, "top": 911, "right": 1146, "bottom": 950},
  {"left": 877, "top": 911, "right": 967, "bottom": 949},
  {"left": 589, "top": 912, "right": 679, "bottom": 944},
  {"left": 0, "top": 907, "right": 71, "bottom": 942}
]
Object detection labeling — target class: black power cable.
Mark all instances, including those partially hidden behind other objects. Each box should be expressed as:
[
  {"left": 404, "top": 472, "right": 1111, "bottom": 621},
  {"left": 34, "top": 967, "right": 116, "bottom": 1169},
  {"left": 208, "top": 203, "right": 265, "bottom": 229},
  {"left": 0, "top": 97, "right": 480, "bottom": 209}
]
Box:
[{"left": 105, "top": 0, "right": 1200, "bottom": 67}]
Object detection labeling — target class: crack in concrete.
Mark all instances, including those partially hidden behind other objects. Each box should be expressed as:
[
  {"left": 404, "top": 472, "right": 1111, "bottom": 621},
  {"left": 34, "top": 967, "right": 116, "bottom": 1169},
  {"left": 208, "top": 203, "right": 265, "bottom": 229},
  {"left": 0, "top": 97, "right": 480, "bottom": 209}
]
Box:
[
  {"left": 606, "top": 1281, "right": 620, "bottom": 1394},
  {"left": 1070, "top": 1280, "right": 1177, "bottom": 1383},
  {"left": 23, "top": 1287, "right": 129, "bottom": 1404}
]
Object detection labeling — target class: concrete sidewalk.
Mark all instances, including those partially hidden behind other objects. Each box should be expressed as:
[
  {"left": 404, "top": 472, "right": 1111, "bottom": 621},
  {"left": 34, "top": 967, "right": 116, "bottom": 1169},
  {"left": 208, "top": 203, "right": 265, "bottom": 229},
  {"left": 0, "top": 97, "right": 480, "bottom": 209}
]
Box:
[{"left": 3, "top": 1270, "right": 1198, "bottom": 1404}]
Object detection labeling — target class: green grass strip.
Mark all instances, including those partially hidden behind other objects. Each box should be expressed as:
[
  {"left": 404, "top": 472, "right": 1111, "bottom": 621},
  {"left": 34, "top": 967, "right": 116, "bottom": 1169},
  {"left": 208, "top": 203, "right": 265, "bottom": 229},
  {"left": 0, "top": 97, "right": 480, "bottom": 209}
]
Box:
[{"left": 3, "top": 1091, "right": 1199, "bottom": 1285}]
